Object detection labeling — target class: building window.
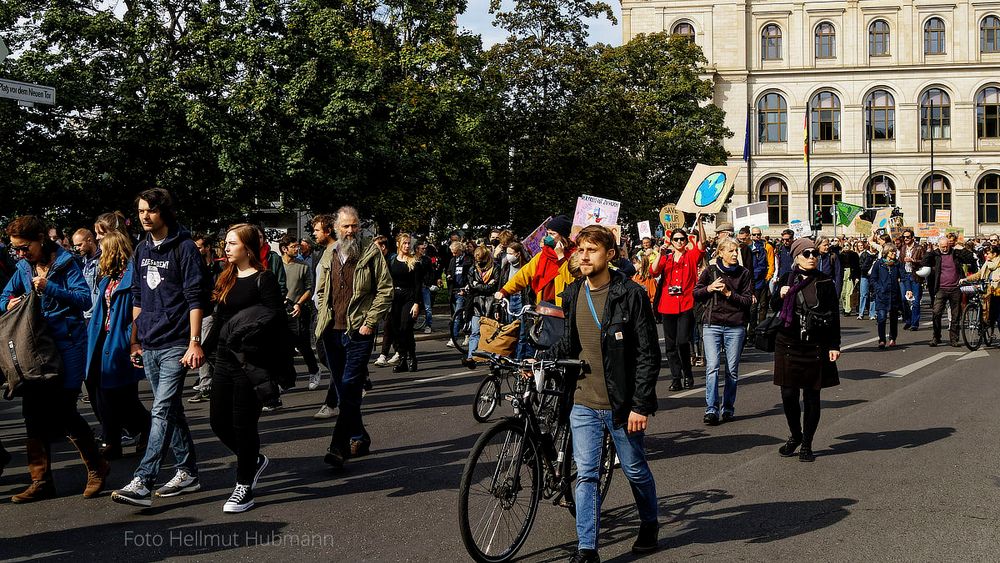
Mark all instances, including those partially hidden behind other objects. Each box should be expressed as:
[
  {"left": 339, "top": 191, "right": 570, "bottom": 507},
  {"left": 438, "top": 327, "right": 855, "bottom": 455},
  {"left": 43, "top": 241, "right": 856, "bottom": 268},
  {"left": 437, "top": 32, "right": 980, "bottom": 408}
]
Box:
[
  {"left": 815, "top": 22, "right": 836, "bottom": 59},
  {"left": 924, "top": 17, "right": 946, "bottom": 55},
  {"left": 672, "top": 22, "right": 695, "bottom": 42},
  {"left": 867, "top": 176, "right": 896, "bottom": 208},
  {"left": 869, "top": 20, "right": 890, "bottom": 57},
  {"left": 980, "top": 174, "right": 1000, "bottom": 224},
  {"left": 920, "top": 88, "right": 951, "bottom": 140},
  {"left": 982, "top": 16, "right": 1000, "bottom": 53},
  {"left": 762, "top": 24, "right": 782, "bottom": 60},
  {"left": 977, "top": 87, "right": 1000, "bottom": 139},
  {"left": 810, "top": 91, "right": 841, "bottom": 141},
  {"left": 865, "top": 89, "right": 895, "bottom": 140},
  {"left": 921, "top": 175, "right": 951, "bottom": 222},
  {"left": 761, "top": 177, "right": 788, "bottom": 225},
  {"left": 757, "top": 93, "right": 787, "bottom": 143},
  {"left": 814, "top": 176, "right": 841, "bottom": 224}
]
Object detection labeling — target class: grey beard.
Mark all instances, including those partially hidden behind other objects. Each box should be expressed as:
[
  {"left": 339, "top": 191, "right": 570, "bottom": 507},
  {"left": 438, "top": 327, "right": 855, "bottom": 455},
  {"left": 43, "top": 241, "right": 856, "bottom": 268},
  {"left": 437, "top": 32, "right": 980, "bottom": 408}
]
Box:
[{"left": 338, "top": 236, "right": 362, "bottom": 262}]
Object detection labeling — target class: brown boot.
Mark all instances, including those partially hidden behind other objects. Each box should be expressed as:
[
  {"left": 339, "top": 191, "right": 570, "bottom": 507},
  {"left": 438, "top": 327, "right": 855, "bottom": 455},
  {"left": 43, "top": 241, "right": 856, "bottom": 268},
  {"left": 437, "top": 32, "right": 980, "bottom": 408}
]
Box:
[
  {"left": 70, "top": 433, "right": 111, "bottom": 498},
  {"left": 11, "top": 439, "right": 55, "bottom": 504}
]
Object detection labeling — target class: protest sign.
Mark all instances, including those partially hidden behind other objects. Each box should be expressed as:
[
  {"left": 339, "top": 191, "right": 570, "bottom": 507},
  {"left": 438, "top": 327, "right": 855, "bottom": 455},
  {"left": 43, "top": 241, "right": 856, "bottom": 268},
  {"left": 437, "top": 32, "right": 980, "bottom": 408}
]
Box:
[
  {"left": 522, "top": 217, "right": 551, "bottom": 257},
  {"left": 659, "top": 204, "right": 684, "bottom": 230},
  {"left": 732, "top": 201, "right": 769, "bottom": 231},
  {"left": 637, "top": 221, "right": 652, "bottom": 240},
  {"left": 573, "top": 195, "right": 620, "bottom": 228},
  {"left": 675, "top": 164, "right": 739, "bottom": 214}
]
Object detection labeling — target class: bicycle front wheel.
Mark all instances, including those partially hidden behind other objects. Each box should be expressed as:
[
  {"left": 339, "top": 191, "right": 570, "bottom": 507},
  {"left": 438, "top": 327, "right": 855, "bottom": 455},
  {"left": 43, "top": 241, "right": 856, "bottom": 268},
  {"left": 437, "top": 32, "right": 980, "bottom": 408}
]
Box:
[
  {"left": 473, "top": 377, "right": 501, "bottom": 423},
  {"left": 459, "top": 420, "right": 542, "bottom": 563},
  {"left": 962, "top": 304, "right": 983, "bottom": 351}
]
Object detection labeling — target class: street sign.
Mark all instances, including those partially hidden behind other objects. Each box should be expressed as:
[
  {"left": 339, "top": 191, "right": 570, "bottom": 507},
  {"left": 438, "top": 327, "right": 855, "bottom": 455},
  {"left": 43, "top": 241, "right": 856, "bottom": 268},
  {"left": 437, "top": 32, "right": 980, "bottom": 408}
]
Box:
[
  {"left": 0, "top": 38, "right": 9, "bottom": 63},
  {"left": 0, "top": 78, "right": 56, "bottom": 105}
]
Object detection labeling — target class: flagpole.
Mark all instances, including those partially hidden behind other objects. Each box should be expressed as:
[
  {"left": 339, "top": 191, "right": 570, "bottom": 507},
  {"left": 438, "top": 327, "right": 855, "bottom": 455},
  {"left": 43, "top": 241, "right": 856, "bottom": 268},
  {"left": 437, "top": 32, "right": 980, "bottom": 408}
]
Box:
[
  {"left": 747, "top": 103, "right": 753, "bottom": 203},
  {"left": 805, "top": 103, "right": 812, "bottom": 234},
  {"left": 929, "top": 98, "right": 935, "bottom": 221},
  {"left": 867, "top": 100, "right": 873, "bottom": 207}
]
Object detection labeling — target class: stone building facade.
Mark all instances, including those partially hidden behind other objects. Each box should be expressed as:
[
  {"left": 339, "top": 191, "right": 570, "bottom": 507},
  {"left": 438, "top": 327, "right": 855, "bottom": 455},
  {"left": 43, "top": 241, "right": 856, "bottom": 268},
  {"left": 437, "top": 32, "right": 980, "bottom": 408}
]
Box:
[{"left": 621, "top": 0, "right": 1000, "bottom": 234}]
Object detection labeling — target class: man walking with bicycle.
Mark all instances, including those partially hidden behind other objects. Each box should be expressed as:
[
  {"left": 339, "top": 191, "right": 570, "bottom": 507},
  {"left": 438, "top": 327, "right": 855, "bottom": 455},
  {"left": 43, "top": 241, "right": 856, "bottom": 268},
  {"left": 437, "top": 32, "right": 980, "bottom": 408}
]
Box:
[{"left": 553, "top": 225, "right": 662, "bottom": 561}]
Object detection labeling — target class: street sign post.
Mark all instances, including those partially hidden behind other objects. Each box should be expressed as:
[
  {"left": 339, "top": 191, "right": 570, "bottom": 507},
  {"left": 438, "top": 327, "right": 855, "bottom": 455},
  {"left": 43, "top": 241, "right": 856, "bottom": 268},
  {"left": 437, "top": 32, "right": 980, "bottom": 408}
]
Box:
[
  {"left": 0, "top": 38, "right": 9, "bottom": 63},
  {"left": 0, "top": 78, "right": 56, "bottom": 106}
]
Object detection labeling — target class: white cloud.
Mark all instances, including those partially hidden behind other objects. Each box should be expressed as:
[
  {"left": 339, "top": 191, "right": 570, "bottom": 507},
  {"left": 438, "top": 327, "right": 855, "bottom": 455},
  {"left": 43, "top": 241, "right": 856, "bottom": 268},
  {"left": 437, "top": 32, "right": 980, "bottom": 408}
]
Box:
[{"left": 457, "top": 0, "right": 621, "bottom": 47}]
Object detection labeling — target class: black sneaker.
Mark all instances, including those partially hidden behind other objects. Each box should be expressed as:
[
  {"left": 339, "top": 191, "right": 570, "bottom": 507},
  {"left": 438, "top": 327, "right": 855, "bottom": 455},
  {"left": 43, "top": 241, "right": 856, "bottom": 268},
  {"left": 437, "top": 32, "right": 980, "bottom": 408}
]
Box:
[
  {"left": 223, "top": 483, "right": 254, "bottom": 513},
  {"left": 799, "top": 447, "right": 816, "bottom": 462},
  {"left": 703, "top": 412, "right": 719, "bottom": 426},
  {"left": 569, "top": 549, "right": 600, "bottom": 563},
  {"left": 324, "top": 447, "right": 345, "bottom": 469},
  {"left": 778, "top": 437, "right": 802, "bottom": 457},
  {"left": 111, "top": 477, "right": 153, "bottom": 507},
  {"left": 668, "top": 381, "right": 682, "bottom": 392},
  {"left": 720, "top": 412, "right": 735, "bottom": 423},
  {"left": 252, "top": 454, "right": 269, "bottom": 489},
  {"left": 631, "top": 521, "right": 659, "bottom": 554}
]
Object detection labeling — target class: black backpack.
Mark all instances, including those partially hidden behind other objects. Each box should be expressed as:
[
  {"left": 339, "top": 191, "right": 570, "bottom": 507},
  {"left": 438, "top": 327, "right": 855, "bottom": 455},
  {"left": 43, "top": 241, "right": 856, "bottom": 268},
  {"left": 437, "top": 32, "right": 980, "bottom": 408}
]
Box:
[{"left": 0, "top": 291, "right": 63, "bottom": 399}]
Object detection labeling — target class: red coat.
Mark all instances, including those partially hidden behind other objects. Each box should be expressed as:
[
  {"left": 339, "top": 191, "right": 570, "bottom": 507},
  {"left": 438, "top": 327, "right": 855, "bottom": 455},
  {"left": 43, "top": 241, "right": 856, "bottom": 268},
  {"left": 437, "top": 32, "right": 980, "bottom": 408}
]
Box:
[{"left": 653, "top": 247, "right": 704, "bottom": 315}]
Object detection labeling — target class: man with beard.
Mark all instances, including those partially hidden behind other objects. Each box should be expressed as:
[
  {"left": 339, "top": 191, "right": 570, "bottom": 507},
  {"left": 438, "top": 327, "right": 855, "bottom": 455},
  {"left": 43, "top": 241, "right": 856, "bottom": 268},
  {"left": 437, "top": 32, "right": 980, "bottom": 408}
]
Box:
[{"left": 313, "top": 206, "right": 393, "bottom": 468}]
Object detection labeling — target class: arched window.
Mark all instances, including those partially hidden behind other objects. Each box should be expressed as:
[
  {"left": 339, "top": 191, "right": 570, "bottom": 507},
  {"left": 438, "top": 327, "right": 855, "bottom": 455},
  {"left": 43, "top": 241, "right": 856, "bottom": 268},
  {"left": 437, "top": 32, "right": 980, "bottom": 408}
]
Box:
[
  {"left": 815, "top": 22, "right": 836, "bottom": 59},
  {"left": 672, "top": 22, "right": 695, "bottom": 42},
  {"left": 814, "top": 176, "right": 841, "bottom": 224},
  {"left": 921, "top": 175, "right": 951, "bottom": 222},
  {"left": 924, "top": 17, "right": 946, "bottom": 54},
  {"left": 761, "top": 178, "right": 788, "bottom": 225},
  {"left": 982, "top": 16, "right": 1000, "bottom": 53},
  {"left": 865, "top": 89, "right": 895, "bottom": 140},
  {"left": 867, "top": 176, "right": 896, "bottom": 208},
  {"left": 810, "top": 91, "right": 841, "bottom": 141},
  {"left": 977, "top": 87, "right": 1000, "bottom": 138},
  {"left": 757, "top": 93, "right": 787, "bottom": 142},
  {"left": 979, "top": 174, "right": 1000, "bottom": 224},
  {"left": 762, "top": 24, "right": 782, "bottom": 60},
  {"left": 920, "top": 88, "right": 951, "bottom": 140},
  {"left": 869, "top": 20, "right": 890, "bottom": 57}
]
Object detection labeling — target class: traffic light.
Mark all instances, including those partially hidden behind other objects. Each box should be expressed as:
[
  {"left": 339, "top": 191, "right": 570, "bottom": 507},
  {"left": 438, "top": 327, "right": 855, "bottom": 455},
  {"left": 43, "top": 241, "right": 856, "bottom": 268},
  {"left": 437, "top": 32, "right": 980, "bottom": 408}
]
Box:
[{"left": 812, "top": 206, "right": 823, "bottom": 230}]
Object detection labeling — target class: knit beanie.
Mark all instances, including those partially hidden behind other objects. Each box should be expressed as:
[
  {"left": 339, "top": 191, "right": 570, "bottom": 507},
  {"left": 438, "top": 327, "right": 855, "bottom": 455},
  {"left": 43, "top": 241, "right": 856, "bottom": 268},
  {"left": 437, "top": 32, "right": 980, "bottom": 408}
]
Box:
[
  {"left": 546, "top": 215, "right": 573, "bottom": 239},
  {"left": 790, "top": 237, "right": 816, "bottom": 259}
]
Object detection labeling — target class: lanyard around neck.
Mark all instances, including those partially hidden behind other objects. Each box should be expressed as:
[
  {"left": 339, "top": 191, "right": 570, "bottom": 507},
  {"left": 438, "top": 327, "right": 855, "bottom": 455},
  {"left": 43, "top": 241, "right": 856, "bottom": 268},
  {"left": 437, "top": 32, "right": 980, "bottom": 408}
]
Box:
[{"left": 584, "top": 282, "right": 602, "bottom": 330}]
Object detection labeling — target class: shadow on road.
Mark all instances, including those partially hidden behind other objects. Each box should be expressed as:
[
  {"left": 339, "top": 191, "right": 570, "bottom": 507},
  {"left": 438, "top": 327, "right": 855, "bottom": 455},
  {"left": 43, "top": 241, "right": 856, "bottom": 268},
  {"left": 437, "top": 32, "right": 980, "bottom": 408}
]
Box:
[
  {"left": 644, "top": 430, "right": 784, "bottom": 459},
  {"left": 823, "top": 427, "right": 956, "bottom": 456}
]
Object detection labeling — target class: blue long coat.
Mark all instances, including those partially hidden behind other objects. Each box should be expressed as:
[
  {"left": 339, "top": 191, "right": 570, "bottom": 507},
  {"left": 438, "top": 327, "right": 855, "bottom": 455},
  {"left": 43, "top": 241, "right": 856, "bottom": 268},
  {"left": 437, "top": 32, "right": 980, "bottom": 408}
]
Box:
[
  {"left": 868, "top": 259, "right": 904, "bottom": 312},
  {"left": 0, "top": 246, "right": 91, "bottom": 390},
  {"left": 86, "top": 263, "right": 145, "bottom": 389}
]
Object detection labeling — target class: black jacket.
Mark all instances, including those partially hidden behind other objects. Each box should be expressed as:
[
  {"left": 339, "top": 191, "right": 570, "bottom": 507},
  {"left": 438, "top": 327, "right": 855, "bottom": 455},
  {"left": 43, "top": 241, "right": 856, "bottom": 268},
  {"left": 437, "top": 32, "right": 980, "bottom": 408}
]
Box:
[
  {"left": 552, "top": 270, "right": 661, "bottom": 427},
  {"left": 216, "top": 303, "right": 296, "bottom": 401},
  {"left": 922, "top": 249, "right": 976, "bottom": 296},
  {"left": 466, "top": 264, "right": 501, "bottom": 317},
  {"left": 446, "top": 254, "right": 474, "bottom": 293},
  {"left": 693, "top": 262, "right": 753, "bottom": 327}
]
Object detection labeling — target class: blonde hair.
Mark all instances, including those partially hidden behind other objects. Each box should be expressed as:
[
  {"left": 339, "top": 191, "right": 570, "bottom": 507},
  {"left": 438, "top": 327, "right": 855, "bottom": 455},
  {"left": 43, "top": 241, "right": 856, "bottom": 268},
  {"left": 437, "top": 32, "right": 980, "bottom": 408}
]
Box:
[
  {"left": 714, "top": 238, "right": 740, "bottom": 258},
  {"left": 473, "top": 245, "right": 492, "bottom": 266},
  {"left": 396, "top": 233, "right": 417, "bottom": 271},
  {"left": 98, "top": 230, "right": 133, "bottom": 279}
]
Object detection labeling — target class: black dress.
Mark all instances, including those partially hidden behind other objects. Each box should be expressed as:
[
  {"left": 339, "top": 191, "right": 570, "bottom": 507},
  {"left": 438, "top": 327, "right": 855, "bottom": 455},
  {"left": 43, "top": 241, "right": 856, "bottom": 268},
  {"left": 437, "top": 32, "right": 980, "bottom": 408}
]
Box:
[{"left": 772, "top": 269, "right": 841, "bottom": 390}]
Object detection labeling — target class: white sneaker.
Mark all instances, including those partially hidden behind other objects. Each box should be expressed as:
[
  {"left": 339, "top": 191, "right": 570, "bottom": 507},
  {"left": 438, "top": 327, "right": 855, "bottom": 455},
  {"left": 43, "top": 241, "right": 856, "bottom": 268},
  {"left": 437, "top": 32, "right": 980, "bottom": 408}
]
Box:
[
  {"left": 155, "top": 469, "right": 201, "bottom": 497},
  {"left": 223, "top": 483, "right": 254, "bottom": 513},
  {"left": 374, "top": 354, "right": 388, "bottom": 367},
  {"left": 314, "top": 405, "right": 335, "bottom": 419},
  {"left": 386, "top": 353, "right": 401, "bottom": 366},
  {"left": 111, "top": 477, "right": 152, "bottom": 507},
  {"left": 423, "top": 326, "right": 432, "bottom": 334},
  {"left": 307, "top": 372, "right": 322, "bottom": 390},
  {"left": 462, "top": 336, "right": 469, "bottom": 346},
  {"left": 445, "top": 340, "right": 455, "bottom": 348}
]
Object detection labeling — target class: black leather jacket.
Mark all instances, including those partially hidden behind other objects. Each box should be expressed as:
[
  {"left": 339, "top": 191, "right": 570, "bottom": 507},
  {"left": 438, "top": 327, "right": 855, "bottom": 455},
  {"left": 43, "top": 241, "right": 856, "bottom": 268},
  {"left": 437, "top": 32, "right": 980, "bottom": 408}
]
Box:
[{"left": 551, "top": 270, "right": 661, "bottom": 427}]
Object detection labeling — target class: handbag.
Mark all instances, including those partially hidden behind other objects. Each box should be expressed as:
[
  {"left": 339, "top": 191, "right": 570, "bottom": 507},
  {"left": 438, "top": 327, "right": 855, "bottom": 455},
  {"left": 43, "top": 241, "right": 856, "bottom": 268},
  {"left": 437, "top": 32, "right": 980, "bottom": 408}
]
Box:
[
  {"left": 475, "top": 316, "right": 521, "bottom": 360},
  {"left": 0, "top": 291, "right": 63, "bottom": 399},
  {"left": 753, "top": 309, "right": 781, "bottom": 352}
]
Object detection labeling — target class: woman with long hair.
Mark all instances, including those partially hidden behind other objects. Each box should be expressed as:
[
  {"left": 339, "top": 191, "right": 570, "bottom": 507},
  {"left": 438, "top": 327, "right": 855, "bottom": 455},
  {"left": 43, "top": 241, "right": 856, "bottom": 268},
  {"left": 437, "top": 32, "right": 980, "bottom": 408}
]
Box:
[
  {"left": 632, "top": 249, "right": 658, "bottom": 305},
  {"left": 388, "top": 233, "right": 424, "bottom": 372},
  {"left": 85, "top": 231, "right": 152, "bottom": 459},
  {"left": 463, "top": 245, "right": 501, "bottom": 369},
  {"left": 1, "top": 216, "right": 108, "bottom": 503},
  {"left": 94, "top": 211, "right": 130, "bottom": 242},
  {"left": 207, "top": 224, "right": 289, "bottom": 512}
]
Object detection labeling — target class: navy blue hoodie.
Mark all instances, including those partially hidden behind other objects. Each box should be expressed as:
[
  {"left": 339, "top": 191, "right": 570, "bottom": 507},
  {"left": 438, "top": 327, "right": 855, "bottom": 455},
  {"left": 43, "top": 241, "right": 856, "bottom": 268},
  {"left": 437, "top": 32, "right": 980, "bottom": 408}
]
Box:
[{"left": 131, "top": 224, "right": 205, "bottom": 350}]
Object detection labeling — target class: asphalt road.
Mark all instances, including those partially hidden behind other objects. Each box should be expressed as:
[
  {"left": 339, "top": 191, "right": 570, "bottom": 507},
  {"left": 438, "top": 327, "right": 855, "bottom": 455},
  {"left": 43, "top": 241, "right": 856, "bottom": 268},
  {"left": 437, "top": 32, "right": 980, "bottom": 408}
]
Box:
[{"left": 1, "top": 316, "right": 999, "bottom": 562}]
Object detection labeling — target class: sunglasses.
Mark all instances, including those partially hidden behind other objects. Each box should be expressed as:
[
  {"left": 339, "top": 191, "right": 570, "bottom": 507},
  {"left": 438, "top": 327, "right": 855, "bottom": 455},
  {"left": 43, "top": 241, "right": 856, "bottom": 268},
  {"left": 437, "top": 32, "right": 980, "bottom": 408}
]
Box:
[
  {"left": 751, "top": 233, "right": 762, "bottom": 237},
  {"left": 11, "top": 244, "right": 32, "bottom": 254},
  {"left": 903, "top": 235, "right": 913, "bottom": 239},
  {"left": 800, "top": 249, "right": 818, "bottom": 259},
  {"left": 672, "top": 237, "right": 687, "bottom": 242}
]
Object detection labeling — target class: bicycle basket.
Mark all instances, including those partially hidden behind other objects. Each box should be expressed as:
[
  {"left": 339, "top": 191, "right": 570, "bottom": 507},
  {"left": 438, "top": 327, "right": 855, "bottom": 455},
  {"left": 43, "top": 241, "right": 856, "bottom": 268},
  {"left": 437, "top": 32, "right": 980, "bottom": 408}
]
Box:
[{"left": 528, "top": 301, "right": 565, "bottom": 350}]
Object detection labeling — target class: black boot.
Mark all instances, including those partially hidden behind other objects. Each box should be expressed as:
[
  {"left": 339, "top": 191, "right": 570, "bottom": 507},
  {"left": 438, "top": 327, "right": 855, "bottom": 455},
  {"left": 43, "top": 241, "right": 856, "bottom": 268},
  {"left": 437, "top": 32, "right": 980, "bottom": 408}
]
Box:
[
  {"left": 684, "top": 375, "right": 695, "bottom": 389},
  {"left": 392, "top": 355, "right": 410, "bottom": 373},
  {"left": 408, "top": 352, "right": 418, "bottom": 372},
  {"left": 0, "top": 440, "right": 11, "bottom": 478},
  {"left": 668, "top": 379, "right": 682, "bottom": 392}
]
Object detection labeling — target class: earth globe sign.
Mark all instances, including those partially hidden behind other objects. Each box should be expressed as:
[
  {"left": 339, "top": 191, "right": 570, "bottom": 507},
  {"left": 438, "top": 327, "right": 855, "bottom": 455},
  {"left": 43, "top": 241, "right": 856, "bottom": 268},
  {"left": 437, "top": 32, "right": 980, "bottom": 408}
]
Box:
[{"left": 694, "top": 172, "right": 727, "bottom": 207}]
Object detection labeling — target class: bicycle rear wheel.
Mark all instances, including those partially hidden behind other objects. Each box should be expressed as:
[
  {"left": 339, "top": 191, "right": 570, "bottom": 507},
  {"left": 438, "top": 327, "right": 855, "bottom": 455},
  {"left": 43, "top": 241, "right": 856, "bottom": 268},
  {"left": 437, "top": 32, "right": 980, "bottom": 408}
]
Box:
[
  {"left": 962, "top": 304, "right": 983, "bottom": 351},
  {"left": 473, "top": 377, "right": 501, "bottom": 423},
  {"left": 459, "top": 420, "right": 542, "bottom": 563}
]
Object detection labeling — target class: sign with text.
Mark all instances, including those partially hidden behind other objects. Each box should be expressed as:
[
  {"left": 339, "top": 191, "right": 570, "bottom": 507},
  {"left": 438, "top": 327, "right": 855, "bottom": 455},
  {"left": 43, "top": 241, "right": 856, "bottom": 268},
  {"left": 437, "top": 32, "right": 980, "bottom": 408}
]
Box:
[
  {"left": 732, "top": 201, "right": 769, "bottom": 231},
  {"left": 676, "top": 164, "right": 740, "bottom": 214},
  {"left": 789, "top": 219, "right": 808, "bottom": 238},
  {"left": 572, "top": 194, "right": 620, "bottom": 228},
  {"left": 0, "top": 78, "right": 55, "bottom": 105},
  {"left": 659, "top": 204, "right": 684, "bottom": 230},
  {"left": 934, "top": 209, "right": 951, "bottom": 225},
  {"left": 521, "top": 217, "right": 551, "bottom": 258},
  {"left": 637, "top": 221, "right": 652, "bottom": 240}
]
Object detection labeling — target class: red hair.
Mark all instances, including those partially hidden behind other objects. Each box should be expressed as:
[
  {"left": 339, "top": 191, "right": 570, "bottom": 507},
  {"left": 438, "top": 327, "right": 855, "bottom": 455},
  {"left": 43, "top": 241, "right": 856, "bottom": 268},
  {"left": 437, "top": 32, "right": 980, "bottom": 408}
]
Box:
[{"left": 212, "top": 224, "right": 265, "bottom": 304}]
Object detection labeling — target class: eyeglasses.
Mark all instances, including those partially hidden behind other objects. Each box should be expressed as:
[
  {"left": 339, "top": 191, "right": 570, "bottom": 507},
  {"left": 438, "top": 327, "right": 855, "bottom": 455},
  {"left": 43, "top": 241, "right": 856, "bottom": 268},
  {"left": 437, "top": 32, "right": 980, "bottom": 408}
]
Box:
[
  {"left": 11, "top": 244, "right": 31, "bottom": 254},
  {"left": 800, "top": 249, "right": 818, "bottom": 259}
]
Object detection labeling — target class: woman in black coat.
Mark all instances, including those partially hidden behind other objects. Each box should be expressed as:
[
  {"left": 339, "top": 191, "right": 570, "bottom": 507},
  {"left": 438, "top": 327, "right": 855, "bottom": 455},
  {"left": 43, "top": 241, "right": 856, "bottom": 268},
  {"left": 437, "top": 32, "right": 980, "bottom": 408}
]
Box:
[{"left": 771, "top": 238, "right": 842, "bottom": 462}]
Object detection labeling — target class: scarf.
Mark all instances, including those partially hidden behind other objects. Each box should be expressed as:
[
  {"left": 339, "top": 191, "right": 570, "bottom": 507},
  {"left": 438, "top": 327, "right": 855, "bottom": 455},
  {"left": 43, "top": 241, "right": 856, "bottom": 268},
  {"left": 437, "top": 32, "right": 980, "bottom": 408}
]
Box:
[
  {"left": 716, "top": 258, "right": 739, "bottom": 275},
  {"left": 530, "top": 245, "right": 565, "bottom": 302},
  {"left": 779, "top": 267, "right": 818, "bottom": 327},
  {"left": 883, "top": 258, "right": 897, "bottom": 267}
]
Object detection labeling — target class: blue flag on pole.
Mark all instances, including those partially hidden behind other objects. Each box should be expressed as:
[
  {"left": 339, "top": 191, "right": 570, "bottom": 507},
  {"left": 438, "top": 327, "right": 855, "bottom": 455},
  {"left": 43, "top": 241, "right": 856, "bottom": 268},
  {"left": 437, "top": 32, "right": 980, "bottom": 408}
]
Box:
[{"left": 743, "top": 110, "right": 751, "bottom": 162}]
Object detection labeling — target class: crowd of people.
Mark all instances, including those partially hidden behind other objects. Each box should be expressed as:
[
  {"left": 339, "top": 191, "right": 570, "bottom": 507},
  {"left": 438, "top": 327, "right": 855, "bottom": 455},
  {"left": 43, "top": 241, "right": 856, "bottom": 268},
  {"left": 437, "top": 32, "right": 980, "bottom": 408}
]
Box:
[{"left": 2, "top": 193, "right": 999, "bottom": 561}]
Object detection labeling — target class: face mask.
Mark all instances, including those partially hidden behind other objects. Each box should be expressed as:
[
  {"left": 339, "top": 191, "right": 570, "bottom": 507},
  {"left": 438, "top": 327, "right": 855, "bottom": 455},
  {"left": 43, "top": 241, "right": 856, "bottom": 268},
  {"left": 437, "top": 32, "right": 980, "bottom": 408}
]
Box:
[
  {"left": 490, "top": 238, "right": 500, "bottom": 246},
  {"left": 543, "top": 235, "right": 556, "bottom": 248},
  {"left": 506, "top": 254, "right": 519, "bottom": 265}
]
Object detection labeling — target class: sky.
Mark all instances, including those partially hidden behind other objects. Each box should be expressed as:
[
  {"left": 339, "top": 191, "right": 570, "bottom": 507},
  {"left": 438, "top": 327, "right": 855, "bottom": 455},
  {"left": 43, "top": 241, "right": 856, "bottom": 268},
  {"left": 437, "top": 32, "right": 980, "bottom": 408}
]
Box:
[{"left": 456, "top": 0, "right": 622, "bottom": 47}]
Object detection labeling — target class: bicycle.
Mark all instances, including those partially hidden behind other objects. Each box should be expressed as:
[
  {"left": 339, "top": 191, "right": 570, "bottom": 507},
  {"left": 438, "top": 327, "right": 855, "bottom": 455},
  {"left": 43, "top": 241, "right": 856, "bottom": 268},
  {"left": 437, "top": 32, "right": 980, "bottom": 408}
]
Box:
[
  {"left": 960, "top": 280, "right": 996, "bottom": 350},
  {"left": 458, "top": 351, "right": 615, "bottom": 563},
  {"left": 451, "top": 306, "right": 473, "bottom": 356}
]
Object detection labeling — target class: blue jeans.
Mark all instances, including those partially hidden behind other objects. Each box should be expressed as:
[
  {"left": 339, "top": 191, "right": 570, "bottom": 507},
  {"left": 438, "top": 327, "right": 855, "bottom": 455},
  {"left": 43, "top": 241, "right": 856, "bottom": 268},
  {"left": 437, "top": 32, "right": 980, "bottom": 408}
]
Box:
[
  {"left": 570, "top": 405, "right": 658, "bottom": 551},
  {"left": 506, "top": 293, "right": 535, "bottom": 359},
  {"left": 858, "top": 278, "right": 875, "bottom": 318},
  {"left": 135, "top": 346, "right": 198, "bottom": 486},
  {"left": 702, "top": 325, "right": 745, "bottom": 415},
  {"left": 901, "top": 278, "right": 922, "bottom": 326},
  {"left": 323, "top": 329, "right": 374, "bottom": 453},
  {"left": 451, "top": 293, "right": 466, "bottom": 339},
  {"left": 467, "top": 316, "right": 481, "bottom": 359},
  {"left": 422, "top": 287, "right": 433, "bottom": 328},
  {"left": 875, "top": 308, "right": 899, "bottom": 342}
]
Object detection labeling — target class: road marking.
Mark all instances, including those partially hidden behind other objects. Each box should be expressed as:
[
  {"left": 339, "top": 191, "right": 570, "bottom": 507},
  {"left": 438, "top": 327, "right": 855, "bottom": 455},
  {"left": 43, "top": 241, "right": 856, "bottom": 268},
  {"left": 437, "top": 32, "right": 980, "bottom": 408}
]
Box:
[
  {"left": 669, "top": 369, "right": 769, "bottom": 398},
  {"left": 840, "top": 337, "right": 880, "bottom": 351},
  {"left": 958, "top": 349, "right": 990, "bottom": 360},
  {"left": 413, "top": 370, "right": 482, "bottom": 384},
  {"left": 881, "top": 351, "right": 965, "bottom": 378}
]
